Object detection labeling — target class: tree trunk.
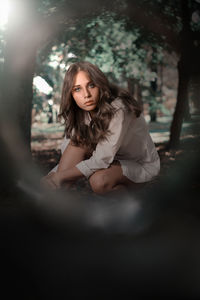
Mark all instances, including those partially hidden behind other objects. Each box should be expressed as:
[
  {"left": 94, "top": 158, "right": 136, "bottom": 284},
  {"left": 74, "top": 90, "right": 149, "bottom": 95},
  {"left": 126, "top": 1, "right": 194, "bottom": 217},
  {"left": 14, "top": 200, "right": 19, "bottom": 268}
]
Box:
[
  {"left": 190, "top": 76, "right": 200, "bottom": 114},
  {"left": 149, "top": 79, "right": 157, "bottom": 122},
  {"left": 168, "top": 59, "right": 190, "bottom": 149},
  {"left": 127, "top": 78, "right": 135, "bottom": 97},
  {"left": 127, "top": 78, "right": 143, "bottom": 110},
  {"left": 168, "top": 0, "right": 191, "bottom": 149},
  {"left": 183, "top": 94, "right": 191, "bottom": 121},
  {"left": 2, "top": 1, "right": 37, "bottom": 150},
  {"left": 134, "top": 81, "right": 143, "bottom": 110}
]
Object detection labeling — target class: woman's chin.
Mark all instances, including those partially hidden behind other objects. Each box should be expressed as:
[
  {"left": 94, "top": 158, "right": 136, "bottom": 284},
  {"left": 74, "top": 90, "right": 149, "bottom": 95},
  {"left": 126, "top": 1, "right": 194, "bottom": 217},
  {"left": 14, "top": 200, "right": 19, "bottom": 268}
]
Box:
[{"left": 84, "top": 105, "right": 97, "bottom": 112}]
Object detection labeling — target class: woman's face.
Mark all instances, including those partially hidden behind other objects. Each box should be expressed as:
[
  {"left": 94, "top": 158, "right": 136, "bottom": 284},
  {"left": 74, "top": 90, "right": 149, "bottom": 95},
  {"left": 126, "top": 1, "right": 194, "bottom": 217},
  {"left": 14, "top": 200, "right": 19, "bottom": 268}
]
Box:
[{"left": 71, "top": 71, "right": 100, "bottom": 112}]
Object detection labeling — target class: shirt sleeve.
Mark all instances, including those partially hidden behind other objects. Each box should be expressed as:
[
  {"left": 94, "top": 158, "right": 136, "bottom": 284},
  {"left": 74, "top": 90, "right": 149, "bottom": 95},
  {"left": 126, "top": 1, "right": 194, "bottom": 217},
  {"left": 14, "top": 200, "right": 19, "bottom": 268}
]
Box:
[{"left": 76, "top": 108, "right": 132, "bottom": 178}]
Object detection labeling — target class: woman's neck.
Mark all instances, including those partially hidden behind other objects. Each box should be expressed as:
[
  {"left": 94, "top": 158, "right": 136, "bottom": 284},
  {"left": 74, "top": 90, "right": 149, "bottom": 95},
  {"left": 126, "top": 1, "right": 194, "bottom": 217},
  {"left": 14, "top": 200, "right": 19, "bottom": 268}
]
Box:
[{"left": 89, "top": 110, "right": 96, "bottom": 119}]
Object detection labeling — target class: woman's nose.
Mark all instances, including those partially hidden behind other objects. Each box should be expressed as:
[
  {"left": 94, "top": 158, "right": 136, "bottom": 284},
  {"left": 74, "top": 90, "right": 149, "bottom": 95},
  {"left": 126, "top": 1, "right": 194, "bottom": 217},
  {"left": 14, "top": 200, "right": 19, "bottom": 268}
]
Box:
[{"left": 83, "top": 88, "right": 91, "bottom": 98}]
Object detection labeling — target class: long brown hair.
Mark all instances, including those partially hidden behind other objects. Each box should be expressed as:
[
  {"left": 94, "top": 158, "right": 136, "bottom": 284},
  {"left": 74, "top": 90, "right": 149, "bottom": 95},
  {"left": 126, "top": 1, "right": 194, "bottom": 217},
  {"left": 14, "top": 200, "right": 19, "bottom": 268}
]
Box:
[{"left": 59, "top": 61, "right": 141, "bottom": 151}]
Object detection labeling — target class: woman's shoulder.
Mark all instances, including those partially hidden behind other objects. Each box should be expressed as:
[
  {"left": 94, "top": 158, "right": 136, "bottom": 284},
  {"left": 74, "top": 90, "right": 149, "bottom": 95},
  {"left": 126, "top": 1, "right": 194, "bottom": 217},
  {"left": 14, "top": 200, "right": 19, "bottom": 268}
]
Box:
[{"left": 110, "top": 97, "right": 126, "bottom": 110}]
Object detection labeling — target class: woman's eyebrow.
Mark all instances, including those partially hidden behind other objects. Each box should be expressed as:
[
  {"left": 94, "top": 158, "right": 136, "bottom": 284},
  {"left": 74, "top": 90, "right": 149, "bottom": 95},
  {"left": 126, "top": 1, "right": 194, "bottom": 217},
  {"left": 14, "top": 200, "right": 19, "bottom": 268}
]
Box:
[{"left": 73, "top": 81, "right": 93, "bottom": 88}]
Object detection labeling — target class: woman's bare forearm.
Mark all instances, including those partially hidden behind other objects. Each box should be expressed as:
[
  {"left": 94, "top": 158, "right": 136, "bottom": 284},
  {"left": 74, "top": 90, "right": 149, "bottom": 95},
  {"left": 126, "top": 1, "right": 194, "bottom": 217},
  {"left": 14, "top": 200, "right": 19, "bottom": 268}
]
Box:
[{"left": 58, "top": 166, "right": 84, "bottom": 184}]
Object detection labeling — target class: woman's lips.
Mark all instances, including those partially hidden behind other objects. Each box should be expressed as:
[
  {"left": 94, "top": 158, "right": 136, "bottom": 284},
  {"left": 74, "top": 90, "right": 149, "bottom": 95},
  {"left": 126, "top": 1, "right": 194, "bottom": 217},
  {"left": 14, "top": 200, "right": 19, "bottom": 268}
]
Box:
[{"left": 85, "top": 101, "right": 94, "bottom": 106}]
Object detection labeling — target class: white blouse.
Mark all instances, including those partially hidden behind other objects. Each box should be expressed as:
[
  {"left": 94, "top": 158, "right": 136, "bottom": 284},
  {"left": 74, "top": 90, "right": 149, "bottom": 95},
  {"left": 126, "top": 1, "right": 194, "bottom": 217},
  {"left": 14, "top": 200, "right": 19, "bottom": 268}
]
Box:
[{"left": 53, "top": 98, "right": 160, "bottom": 183}]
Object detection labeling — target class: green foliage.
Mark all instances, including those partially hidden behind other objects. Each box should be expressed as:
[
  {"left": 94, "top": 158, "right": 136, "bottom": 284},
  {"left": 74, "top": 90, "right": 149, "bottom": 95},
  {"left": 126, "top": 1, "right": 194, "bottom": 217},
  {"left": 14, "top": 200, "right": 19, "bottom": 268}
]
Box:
[
  {"left": 65, "top": 12, "right": 163, "bottom": 88},
  {"left": 34, "top": 0, "right": 200, "bottom": 115},
  {"left": 37, "top": 0, "right": 64, "bottom": 15},
  {"left": 34, "top": 42, "right": 68, "bottom": 109},
  {"left": 33, "top": 87, "right": 44, "bottom": 112},
  {"left": 33, "top": 8, "right": 166, "bottom": 113},
  {"left": 191, "top": 8, "right": 200, "bottom": 31}
]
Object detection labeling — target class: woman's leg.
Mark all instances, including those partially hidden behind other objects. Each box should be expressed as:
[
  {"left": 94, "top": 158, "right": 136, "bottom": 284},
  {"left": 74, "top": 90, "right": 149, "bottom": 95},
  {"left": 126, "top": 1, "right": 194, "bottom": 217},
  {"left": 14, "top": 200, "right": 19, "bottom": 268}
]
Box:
[
  {"left": 56, "top": 142, "right": 90, "bottom": 188},
  {"left": 57, "top": 142, "right": 90, "bottom": 172},
  {"left": 89, "top": 161, "right": 142, "bottom": 195},
  {"left": 41, "top": 143, "right": 90, "bottom": 190}
]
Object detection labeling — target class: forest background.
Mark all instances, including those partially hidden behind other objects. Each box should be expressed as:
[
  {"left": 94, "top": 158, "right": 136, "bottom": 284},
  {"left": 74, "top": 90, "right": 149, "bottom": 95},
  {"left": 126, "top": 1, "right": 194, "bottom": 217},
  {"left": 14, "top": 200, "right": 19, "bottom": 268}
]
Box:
[
  {"left": 1, "top": 1, "right": 200, "bottom": 298},
  {"left": 0, "top": 0, "right": 200, "bottom": 198},
  {"left": 1, "top": 1, "right": 200, "bottom": 145},
  {"left": 0, "top": 0, "right": 200, "bottom": 203}
]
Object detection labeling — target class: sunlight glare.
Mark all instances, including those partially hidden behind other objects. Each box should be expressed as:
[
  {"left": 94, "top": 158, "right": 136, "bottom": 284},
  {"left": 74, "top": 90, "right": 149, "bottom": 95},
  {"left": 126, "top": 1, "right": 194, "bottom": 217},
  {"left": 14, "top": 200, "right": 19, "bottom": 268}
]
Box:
[
  {"left": 33, "top": 76, "right": 53, "bottom": 95},
  {"left": 0, "top": 0, "right": 11, "bottom": 28}
]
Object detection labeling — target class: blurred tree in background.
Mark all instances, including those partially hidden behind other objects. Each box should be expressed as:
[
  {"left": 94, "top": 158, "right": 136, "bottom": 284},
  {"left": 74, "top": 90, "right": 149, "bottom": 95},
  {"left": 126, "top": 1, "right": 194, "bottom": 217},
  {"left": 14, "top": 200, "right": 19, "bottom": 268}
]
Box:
[
  {"left": 34, "top": 0, "right": 200, "bottom": 148},
  {"left": 35, "top": 8, "right": 165, "bottom": 122},
  {"left": 1, "top": 3, "right": 200, "bottom": 298},
  {"left": 64, "top": 11, "right": 164, "bottom": 120},
  {"left": 167, "top": 0, "right": 200, "bottom": 148},
  {"left": 1, "top": 0, "right": 200, "bottom": 150}
]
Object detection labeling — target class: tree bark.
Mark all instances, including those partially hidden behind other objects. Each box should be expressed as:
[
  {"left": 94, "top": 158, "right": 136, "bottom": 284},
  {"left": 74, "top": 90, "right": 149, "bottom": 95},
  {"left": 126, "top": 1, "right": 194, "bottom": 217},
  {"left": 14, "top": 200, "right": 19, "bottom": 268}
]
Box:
[
  {"left": 127, "top": 78, "right": 143, "bottom": 110},
  {"left": 2, "top": 1, "right": 37, "bottom": 150},
  {"left": 168, "top": 59, "right": 190, "bottom": 149},
  {"left": 134, "top": 81, "right": 143, "bottom": 110},
  {"left": 168, "top": 0, "right": 191, "bottom": 149},
  {"left": 127, "top": 78, "right": 135, "bottom": 97},
  {"left": 149, "top": 78, "right": 157, "bottom": 122},
  {"left": 190, "top": 76, "right": 200, "bottom": 114}
]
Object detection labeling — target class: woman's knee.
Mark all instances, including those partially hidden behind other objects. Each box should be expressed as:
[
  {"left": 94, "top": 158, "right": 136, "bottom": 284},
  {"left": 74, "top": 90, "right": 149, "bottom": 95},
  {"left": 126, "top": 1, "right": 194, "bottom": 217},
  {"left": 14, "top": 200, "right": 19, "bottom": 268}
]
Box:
[{"left": 89, "top": 172, "right": 110, "bottom": 195}]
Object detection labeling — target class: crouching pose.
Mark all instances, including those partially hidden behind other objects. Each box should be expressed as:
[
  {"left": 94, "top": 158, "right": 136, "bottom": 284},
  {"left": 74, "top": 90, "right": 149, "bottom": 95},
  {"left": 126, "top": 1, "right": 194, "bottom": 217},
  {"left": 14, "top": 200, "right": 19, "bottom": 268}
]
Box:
[{"left": 41, "top": 61, "right": 160, "bottom": 195}]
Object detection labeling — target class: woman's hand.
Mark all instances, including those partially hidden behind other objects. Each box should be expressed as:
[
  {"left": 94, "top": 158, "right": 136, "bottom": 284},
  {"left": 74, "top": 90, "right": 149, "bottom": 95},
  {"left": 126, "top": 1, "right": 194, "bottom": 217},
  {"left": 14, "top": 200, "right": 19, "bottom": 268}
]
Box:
[
  {"left": 40, "top": 172, "right": 62, "bottom": 190},
  {"left": 40, "top": 167, "right": 83, "bottom": 190}
]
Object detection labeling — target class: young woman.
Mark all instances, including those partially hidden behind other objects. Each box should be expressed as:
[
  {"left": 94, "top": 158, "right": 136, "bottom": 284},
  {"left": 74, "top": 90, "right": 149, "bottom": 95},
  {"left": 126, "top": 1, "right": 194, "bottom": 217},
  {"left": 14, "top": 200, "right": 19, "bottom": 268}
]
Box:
[{"left": 41, "top": 61, "right": 160, "bottom": 195}]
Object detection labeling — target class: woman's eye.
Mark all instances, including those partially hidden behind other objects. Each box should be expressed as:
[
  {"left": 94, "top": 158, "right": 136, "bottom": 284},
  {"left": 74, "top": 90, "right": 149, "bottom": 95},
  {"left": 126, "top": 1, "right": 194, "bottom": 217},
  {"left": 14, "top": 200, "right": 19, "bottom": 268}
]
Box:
[
  {"left": 89, "top": 83, "right": 95, "bottom": 88},
  {"left": 73, "top": 87, "right": 81, "bottom": 92}
]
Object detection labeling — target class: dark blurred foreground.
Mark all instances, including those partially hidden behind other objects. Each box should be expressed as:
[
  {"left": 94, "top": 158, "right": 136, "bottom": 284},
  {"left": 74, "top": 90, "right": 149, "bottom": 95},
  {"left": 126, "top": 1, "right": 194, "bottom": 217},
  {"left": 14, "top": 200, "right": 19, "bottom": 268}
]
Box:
[{"left": 1, "top": 135, "right": 200, "bottom": 299}]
